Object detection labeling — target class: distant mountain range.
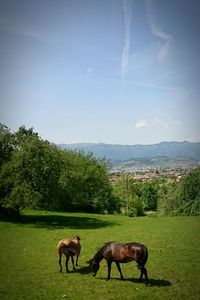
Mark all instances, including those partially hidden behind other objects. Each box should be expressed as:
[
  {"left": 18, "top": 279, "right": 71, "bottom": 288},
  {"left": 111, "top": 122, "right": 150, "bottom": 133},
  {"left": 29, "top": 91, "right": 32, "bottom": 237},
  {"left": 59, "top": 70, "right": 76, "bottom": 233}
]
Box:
[{"left": 58, "top": 141, "right": 200, "bottom": 162}]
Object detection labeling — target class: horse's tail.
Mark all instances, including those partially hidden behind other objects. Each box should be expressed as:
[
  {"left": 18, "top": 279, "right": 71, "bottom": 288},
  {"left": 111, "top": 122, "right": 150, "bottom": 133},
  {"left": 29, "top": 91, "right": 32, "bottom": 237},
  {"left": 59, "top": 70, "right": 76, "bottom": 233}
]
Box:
[
  {"left": 137, "top": 244, "right": 148, "bottom": 269},
  {"left": 57, "top": 241, "right": 63, "bottom": 255}
]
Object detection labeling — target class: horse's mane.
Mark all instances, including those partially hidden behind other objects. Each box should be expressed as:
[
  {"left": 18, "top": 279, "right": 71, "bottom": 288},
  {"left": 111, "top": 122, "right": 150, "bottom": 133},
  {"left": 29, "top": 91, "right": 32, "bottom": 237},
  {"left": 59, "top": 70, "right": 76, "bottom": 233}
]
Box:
[{"left": 93, "top": 241, "right": 116, "bottom": 261}]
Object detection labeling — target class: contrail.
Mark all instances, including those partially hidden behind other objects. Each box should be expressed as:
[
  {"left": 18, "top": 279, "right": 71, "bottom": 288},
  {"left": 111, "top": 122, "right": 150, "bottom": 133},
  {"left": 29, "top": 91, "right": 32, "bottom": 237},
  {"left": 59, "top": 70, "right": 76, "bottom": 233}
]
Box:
[
  {"left": 145, "top": 0, "right": 173, "bottom": 62},
  {"left": 121, "top": 0, "right": 133, "bottom": 96}
]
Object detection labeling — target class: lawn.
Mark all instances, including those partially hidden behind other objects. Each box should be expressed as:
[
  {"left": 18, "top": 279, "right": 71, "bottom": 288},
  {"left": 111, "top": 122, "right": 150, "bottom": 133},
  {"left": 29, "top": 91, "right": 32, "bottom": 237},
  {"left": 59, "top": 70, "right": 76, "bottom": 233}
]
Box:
[{"left": 0, "top": 210, "right": 200, "bottom": 300}]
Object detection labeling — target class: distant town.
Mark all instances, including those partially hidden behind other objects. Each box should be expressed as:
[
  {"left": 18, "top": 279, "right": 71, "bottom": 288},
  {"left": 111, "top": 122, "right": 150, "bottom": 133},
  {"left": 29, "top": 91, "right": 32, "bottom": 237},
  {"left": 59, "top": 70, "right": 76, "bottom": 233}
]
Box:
[{"left": 109, "top": 164, "right": 199, "bottom": 183}]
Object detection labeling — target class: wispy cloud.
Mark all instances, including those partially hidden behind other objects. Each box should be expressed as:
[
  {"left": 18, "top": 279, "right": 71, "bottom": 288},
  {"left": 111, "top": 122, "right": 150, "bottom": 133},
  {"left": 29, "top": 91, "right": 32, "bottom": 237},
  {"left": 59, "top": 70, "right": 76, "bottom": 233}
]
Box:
[
  {"left": 121, "top": 0, "right": 133, "bottom": 95},
  {"left": 145, "top": 0, "right": 173, "bottom": 62},
  {"left": 85, "top": 68, "right": 93, "bottom": 78},
  {"left": 135, "top": 120, "right": 148, "bottom": 129},
  {"left": 121, "top": 0, "right": 132, "bottom": 78},
  {"left": 0, "top": 17, "right": 47, "bottom": 42},
  {"left": 172, "top": 120, "right": 182, "bottom": 127},
  {"left": 152, "top": 118, "right": 168, "bottom": 128},
  {"left": 135, "top": 118, "right": 182, "bottom": 130}
]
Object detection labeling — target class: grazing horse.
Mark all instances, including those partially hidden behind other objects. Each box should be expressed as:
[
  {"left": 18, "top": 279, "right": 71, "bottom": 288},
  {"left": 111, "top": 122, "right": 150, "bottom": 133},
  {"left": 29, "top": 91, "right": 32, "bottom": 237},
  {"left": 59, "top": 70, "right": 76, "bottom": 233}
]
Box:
[
  {"left": 57, "top": 235, "right": 81, "bottom": 273},
  {"left": 88, "top": 241, "right": 149, "bottom": 285}
]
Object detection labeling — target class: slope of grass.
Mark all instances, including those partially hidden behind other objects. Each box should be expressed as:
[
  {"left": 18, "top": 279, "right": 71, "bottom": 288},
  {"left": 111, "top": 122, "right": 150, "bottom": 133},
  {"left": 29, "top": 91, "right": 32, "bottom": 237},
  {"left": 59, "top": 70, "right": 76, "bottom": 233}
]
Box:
[{"left": 0, "top": 210, "right": 200, "bottom": 300}]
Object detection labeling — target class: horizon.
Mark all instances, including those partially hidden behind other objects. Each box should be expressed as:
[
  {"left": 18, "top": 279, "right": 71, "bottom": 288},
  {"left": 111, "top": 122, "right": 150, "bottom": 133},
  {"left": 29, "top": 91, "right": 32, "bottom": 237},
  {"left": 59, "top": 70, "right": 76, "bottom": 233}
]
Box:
[
  {"left": 59, "top": 140, "right": 200, "bottom": 146},
  {"left": 1, "top": 0, "right": 200, "bottom": 145}
]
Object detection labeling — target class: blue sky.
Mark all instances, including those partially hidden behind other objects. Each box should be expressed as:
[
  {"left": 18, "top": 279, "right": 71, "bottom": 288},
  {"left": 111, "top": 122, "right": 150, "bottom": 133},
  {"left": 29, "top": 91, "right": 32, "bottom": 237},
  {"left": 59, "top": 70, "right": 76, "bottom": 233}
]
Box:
[{"left": 0, "top": 0, "right": 200, "bottom": 145}]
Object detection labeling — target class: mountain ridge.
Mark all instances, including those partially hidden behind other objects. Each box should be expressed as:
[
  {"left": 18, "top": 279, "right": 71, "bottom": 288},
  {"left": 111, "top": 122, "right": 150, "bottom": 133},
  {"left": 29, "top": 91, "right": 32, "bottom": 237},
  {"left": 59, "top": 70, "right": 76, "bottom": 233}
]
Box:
[{"left": 58, "top": 141, "right": 200, "bottom": 161}]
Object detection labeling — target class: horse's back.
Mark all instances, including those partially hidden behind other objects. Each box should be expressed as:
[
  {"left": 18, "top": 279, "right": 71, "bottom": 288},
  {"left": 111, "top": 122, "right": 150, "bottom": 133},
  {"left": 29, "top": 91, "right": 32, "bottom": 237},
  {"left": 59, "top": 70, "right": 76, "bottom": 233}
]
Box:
[
  {"left": 101, "top": 241, "right": 148, "bottom": 265},
  {"left": 57, "top": 238, "right": 81, "bottom": 256},
  {"left": 127, "top": 243, "right": 148, "bottom": 266}
]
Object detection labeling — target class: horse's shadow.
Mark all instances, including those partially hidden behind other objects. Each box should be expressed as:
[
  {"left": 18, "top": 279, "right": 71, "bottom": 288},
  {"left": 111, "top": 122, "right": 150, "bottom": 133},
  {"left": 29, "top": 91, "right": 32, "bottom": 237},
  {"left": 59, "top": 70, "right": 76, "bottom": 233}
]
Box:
[
  {"left": 93, "top": 276, "right": 171, "bottom": 287},
  {"left": 70, "top": 265, "right": 91, "bottom": 275},
  {"left": 71, "top": 266, "right": 171, "bottom": 287},
  {"left": 124, "top": 278, "right": 171, "bottom": 287}
]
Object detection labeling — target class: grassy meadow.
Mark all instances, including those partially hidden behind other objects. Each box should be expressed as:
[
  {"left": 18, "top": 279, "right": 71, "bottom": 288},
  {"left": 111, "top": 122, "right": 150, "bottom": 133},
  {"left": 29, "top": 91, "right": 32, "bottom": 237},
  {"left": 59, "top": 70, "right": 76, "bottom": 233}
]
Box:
[{"left": 0, "top": 210, "right": 200, "bottom": 300}]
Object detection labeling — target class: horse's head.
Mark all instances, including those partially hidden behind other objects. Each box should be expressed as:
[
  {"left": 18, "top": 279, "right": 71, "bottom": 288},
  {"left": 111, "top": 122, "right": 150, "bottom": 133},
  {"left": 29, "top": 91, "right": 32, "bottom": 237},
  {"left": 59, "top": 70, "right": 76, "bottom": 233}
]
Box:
[
  {"left": 72, "top": 235, "right": 81, "bottom": 242},
  {"left": 88, "top": 259, "right": 100, "bottom": 277}
]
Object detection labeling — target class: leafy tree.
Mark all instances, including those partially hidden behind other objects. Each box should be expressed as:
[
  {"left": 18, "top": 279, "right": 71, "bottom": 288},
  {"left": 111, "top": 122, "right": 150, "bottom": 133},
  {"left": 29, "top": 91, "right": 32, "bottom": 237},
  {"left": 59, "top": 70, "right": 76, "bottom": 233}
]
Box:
[
  {"left": 157, "top": 179, "right": 178, "bottom": 216},
  {"left": 59, "top": 151, "right": 120, "bottom": 213},
  {"left": 112, "top": 175, "right": 145, "bottom": 216},
  {"left": 13, "top": 126, "right": 39, "bottom": 148},
  {"left": 129, "top": 195, "right": 144, "bottom": 217},
  {"left": 157, "top": 167, "right": 200, "bottom": 216},
  {"left": 0, "top": 123, "right": 14, "bottom": 167},
  {"left": 0, "top": 135, "right": 62, "bottom": 211},
  {"left": 140, "top": 182, "right": 158, "bottom": 211},
  {"left": 174, "top": 167, "right": 200, "bottom": 215}
]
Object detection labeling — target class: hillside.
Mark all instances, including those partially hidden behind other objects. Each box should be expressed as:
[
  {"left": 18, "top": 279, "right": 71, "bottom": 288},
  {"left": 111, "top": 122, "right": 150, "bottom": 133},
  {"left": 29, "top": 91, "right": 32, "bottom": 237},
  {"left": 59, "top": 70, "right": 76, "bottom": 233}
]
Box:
[
  {"left": 110, "top": 156, "right": 199, "bottom": 172},
  {"left": 58, "top": 141, "right": 200, "bottom": 161}
]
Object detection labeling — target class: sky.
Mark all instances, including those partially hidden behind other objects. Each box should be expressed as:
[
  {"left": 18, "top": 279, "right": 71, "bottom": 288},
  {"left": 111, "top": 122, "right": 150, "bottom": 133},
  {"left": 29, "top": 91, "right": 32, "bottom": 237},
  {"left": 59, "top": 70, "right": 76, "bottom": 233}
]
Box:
[{"left": 0, "top": 0, "right": 200, "bottom": 145}]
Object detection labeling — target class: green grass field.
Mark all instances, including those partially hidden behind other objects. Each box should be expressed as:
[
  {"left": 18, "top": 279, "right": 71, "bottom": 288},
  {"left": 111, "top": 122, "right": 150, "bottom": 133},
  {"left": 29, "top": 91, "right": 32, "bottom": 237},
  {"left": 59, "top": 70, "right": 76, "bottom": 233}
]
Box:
[{"left": 0, "top": 210, "right": 200, "bottom": 300}]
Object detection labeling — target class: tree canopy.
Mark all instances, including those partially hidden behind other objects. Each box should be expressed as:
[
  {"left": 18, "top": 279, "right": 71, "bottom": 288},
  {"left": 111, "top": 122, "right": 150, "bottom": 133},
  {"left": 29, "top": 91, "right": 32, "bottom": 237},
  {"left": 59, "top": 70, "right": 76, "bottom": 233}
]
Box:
[{"left": 0, "top": 124, "right": 119, "bottom": 214}]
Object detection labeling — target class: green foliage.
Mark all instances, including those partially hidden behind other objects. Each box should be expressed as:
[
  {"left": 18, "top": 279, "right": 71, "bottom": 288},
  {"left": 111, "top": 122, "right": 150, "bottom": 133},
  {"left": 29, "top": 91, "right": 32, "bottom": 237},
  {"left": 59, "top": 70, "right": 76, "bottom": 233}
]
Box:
[
  {"left": 158, "top": 167, "right": 200, "bottom": 216},
  {"left": 0, "top": 136, "right": 62, "bottom": 211},
  {"left": 129, "top": 195, "right": 144, "bottom": 217},
  {"left": 59, "top": 150, "right": 120, "bottom": 213},
  {"left": 13, "top": 125, "right": 39, "bottom": 147},
  {"left": 0, "top": 123, "right": 14, "bottom": 167},
  {"left": 157, "top": 180, "right": 178, "bottom": 216},
  {"left": 173, "top": 167, "right": 200, "bottom": 216},
  {"left": 1, "top": 123, "right": 199, "bottom": 217},
  {"left": 0, "top": 124, "right": 118, "bottom": 214},
  {"left": 140, "top": 182, "right": 158, "bottom": 211},
  {"left": 113, "top": 175, "right": 159, "bottom": 216}
]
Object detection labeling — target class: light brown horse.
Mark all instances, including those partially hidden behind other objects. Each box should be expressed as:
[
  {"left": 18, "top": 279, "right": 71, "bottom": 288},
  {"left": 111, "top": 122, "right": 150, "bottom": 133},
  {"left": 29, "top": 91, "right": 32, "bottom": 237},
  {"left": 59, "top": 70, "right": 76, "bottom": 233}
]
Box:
[{"left": 57, "top": 235, "right": 81, "bottom": 273}]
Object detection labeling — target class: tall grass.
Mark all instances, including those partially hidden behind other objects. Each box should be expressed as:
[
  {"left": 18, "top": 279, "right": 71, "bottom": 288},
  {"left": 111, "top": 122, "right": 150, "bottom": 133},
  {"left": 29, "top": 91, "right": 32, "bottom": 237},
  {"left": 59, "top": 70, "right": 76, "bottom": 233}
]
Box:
[{"left": 0, "top": 210, "right": 200, "bottom": 299}]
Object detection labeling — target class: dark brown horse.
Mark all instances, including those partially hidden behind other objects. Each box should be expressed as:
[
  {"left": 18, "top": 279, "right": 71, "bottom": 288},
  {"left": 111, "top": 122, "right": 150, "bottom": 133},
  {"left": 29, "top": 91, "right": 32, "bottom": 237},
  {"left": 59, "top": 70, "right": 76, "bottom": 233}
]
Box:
[
  {"left": 88, "top": 241, "right": 149, "bottom": 285},
  {"left": 57, "top": 235, "right": 81, "bottom": 273}
]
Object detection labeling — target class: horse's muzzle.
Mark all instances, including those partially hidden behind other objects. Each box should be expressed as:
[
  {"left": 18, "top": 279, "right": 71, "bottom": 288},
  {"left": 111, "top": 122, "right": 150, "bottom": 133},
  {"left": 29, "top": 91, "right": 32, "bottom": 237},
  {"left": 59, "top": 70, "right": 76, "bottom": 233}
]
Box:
[{"left": 92, "top": 272, "right": 96, "bottom": 277}]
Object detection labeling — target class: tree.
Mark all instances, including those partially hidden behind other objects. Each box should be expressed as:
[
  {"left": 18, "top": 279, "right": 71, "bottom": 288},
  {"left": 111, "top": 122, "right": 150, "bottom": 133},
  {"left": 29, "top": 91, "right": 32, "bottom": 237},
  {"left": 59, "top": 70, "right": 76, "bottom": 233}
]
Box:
[
  {"left": 0, "top": 124, "right": 124, "bottom": 215},
  {"left": 0, "top": 136, "right": 62, "bottom": 211},
  {"left": 0, "top": 123, "right": 14, "bottom": 167},
  {"left": 157, "top": 167, "right": 200, "bottom": 216},
  {"left": 140, "top": 182, "right": 158, "bottom": 211},
  {"left": 157, "top": 179, "right": 178, "bottom": 216},
  {"left": 13, "top": 125, "right": 39, "bottom": 148},
  {"left": 59, "top": 151, "right": 120, "bottom": 213},
  {"left": 174, "top": 167, "right": 200, "bottom": 215}
]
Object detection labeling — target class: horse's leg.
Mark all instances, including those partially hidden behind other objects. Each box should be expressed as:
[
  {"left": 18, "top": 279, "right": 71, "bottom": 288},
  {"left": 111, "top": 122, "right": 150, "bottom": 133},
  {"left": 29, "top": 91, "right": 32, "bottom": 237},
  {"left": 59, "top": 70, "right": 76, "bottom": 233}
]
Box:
[
  {"left": 139, "top": 266, "right": 149, "bottom": 286},
  {"left": 106, "top": 260, "right": 112, "bottom": 281},
  {"left": 75, "top": 255, "right": 79, "bottom": 266},
  {"left": 139, "top": 268, "right": 143, "bottom": 282},
  {"left": 71, "top": 255, "right": 76, "bottom": 271},
  {"left": 58, "top": 253, "right": 62, "bottom": 272},
  {"left": 115, "top": 262, "right": 124, "bottom": 280},
  {"left": 65, "top": 255, "right": 70, "bottom": 273},
  {"left": 142, "top": 267, "right": 149, "bottom": 286}
]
